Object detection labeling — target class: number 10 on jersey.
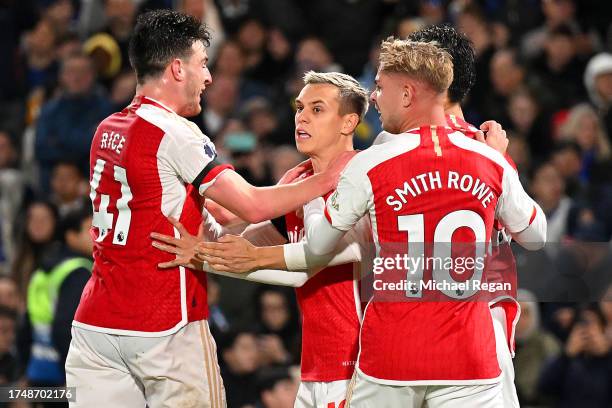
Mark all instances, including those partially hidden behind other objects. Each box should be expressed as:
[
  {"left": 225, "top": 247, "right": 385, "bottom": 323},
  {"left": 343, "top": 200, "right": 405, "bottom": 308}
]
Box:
[{"left": 90, "top": 158, "right": 133, "bottom": 245}]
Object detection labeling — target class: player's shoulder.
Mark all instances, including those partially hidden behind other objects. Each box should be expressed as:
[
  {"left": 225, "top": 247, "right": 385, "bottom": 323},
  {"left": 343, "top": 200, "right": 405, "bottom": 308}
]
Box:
[
  {"left": 135, "top": 103, "right": 210, "bottom": 143},
  {"left": 345, "top": 132, "right": 421, "bottom": 177},
  {"left": 447, "top": 130, "right": 514, "bottom": 174}
]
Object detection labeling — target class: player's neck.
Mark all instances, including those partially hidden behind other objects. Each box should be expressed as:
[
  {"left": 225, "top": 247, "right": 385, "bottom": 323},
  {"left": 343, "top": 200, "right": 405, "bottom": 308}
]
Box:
[
  {"left": 136, "top": 82, "right": 183, "bottom": 114},
  {"left": 311, "top": 145, "right": 354, "bottom": 174},
  {"left": 398, "top": 103, "right": 447, "bottom": 133},
  {"left": 444, "top": 103, "right": 464, "bottom": 119}
]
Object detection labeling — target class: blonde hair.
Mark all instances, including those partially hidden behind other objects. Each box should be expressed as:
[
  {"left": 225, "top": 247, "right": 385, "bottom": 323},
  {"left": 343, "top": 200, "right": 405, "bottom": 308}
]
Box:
[
  {"left": 303, "top": 71, "right": 369, "bottom": 121},
  {"left": 559, "top": 103, "right": 610, "bottom": 160},
  {"left": 378, "top": 37, "right": 453, "bottom": 94}
]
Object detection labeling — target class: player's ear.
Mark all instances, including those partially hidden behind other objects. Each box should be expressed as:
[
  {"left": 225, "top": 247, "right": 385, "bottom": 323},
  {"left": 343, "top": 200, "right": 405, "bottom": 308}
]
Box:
[
  {"left": 169, "top": 58, "right": 185, "bottom": 82},
  {"left": 401, "top": 82, "right": 413, "bottom": 108},
  {"left": 341, "top": 113, "right": 359, "bottom": 135}
]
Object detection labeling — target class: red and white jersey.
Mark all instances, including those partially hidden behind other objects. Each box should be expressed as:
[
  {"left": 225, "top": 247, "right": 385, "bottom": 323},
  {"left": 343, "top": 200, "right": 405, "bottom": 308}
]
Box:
[
  {"left": 446, "top": 115, "right": 521, "bottom": 354},
  {"left": 74, "top": 96, "right": 232, "bottom": 336},
  {"left": 284, "top": 190, "right": 365, "bottom": 382},
  {"left": 324, "top": 126, "right": 537, "bottom": 385},
  {"left": 446, "top": 114, "right": 518, "bottom": 172}
]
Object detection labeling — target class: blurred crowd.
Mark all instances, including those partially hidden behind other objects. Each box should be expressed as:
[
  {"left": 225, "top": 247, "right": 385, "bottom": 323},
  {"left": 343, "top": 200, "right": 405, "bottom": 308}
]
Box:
[{"left": 1, "top": 0, "right": 612, "bottom": 407}]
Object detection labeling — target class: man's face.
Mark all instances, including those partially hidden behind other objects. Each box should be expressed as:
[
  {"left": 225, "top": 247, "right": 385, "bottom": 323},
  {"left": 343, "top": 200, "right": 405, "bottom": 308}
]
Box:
[
  {"left": 223, "top": 333, "right": 259, "bottom": 374},
  {"left": 371, "top": 70, "right": 405, "bottom": 134},
  {"left": 294, "top": 84, "right": 347, "bottom": 156},
  {"left": 181, "top": 41, "right": 212, "bottom": 117},
  {"left": 595, "top": 72, "right": 612, "bottom": 103},
  {"left": 61, "top": 56, "right": 95, "bottom": 96},
  {"left": 262, "top": 378, "right": 299, "bottom": 408},
  {"left": 51, "top": 164, "right": 82, "bottom": 202}
]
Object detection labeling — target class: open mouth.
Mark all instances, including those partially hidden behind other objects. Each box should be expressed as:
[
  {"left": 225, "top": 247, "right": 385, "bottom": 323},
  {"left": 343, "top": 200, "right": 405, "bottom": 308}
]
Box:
[{"left": 296, "top": 130, "right": 311, "bottom": 140}]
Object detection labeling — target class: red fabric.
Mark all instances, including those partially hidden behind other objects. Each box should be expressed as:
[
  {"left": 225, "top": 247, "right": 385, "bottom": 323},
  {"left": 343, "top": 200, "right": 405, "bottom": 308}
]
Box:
[
  {"left": 202, "top": 163, "right": 234, "bottom": 185},
  {"left": 286, "top": 189, "right": 361, "bottom": 382},
  {"left": 358, "top": 126, "right": 503, "bottom": 382},
  {"left": 75, "top": 97, "right": 208, "bottom": 333}
]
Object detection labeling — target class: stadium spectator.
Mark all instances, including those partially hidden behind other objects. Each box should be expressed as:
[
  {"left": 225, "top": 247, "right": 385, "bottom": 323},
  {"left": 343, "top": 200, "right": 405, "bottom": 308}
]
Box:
[
  {"left": 484, "top": 49, "right": 527, "bottom": 124},
  {"left": 456, "top": 4, "right": 496, "bottom": 119},
  {"left": 242, "top": 98, "right": 285, "bottom": 146},
  {"left": 0, "top": 277, "right": 21, "bottom": 312},
  {"left": 0, "top": 131, "right": 25, "bottom": 272},
  {"left": 22, "top": 18, "right": 59, "bottom": 96},
  {"left": 34, "top": 52, "right": 113, "bottom": 193},
  {"left": 559, "top": 103, "right": 611, "bottom": 183},
  {"left": 539, "top": 304, "right": 612, "bottom": 408},
  {"left": 10, "top": 201, "right": 59, "bottom": 301},
  {"left": 0, "top": 306, "right": 19, "bottom": 386},
  {"left": 49, "top": 161, "right": 87, "bottom": 219},
  {"left": 101, "top": 0, "right": 138, "bottom": 73},
  {"left": 531, "top": 24, "right": 588, "bottom": 111},
  {"left": 506, "top": 87, "right": 553, "bottom": 160},
  {"left": 219, "top": 329, "right": 261, "bottom": 408},
  {"left": 550, "top": 141, "right": 584, "bottom": 198},
  {"left": 109, "top": 70, "right": 137, "bottom": 111},
  {"left": 584, "top": 52, "right": 612, "bottom": 136},
  {"left": 178, "top": 0, "right": 226, "bottom": 61},
  {"left": 195, "top": 73, "right": 239, "bottom": 137},
  {"left": 255, "top": 287, "right": 300, "bottom": 366},
  {"left": 18, "top": 207, "right": 92, "bottom": 391},
  {"left": 522, "top": 0, "right": 580, "bottom": 58},
  {"left": 529, "top": 162, "right": 573, "bottom": 243},
  {"left": 207, "top": 276, "right": 231, "bottom": 338},
  {"left": 513, "top": 289, "right": 561, "bottom": 406},
  {"left": 257, "top": 366, "right": 299, "bottom": 408}
]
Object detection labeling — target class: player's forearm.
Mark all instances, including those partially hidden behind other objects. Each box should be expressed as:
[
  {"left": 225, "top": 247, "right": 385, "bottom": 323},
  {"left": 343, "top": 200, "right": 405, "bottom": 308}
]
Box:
[
  {"left": 303, "top": 198, "right": 346, "bottom": 256},
  {"left": 201, "top": 262, "right": 310, "bottom": 287},
  {"left": 283, "top": 234, "right": 362, "bottom": 270},
  {"left": 252, "top": 245, "right": 287, "bottom": 270},
  {"left": 511, "top": 203, "right": 547, "bottom": 251}
]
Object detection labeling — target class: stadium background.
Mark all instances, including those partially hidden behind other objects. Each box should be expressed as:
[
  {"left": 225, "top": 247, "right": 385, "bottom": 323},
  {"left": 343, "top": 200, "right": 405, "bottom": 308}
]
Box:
[{"left": 0, "top": 0, "right": 612, "bottom": 407}]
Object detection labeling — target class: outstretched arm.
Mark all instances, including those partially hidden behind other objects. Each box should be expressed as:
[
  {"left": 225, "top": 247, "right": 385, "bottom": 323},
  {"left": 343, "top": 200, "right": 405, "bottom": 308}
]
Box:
[{"left": 203, "top": 152, "right": 355, "bottom": 223}]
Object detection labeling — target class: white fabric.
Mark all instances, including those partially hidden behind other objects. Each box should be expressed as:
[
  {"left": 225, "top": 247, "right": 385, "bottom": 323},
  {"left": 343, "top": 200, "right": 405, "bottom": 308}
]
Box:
[
  {"left": 491, "top": 307, "right": 520, "bottom": 408},
  {"left": 303, "top": 197, "right": 346, "bottom": 256},
  {"left": 136, "top": 103, "right": 216, "bottom": 186},
  {"left": 294, "top": 380, "right": 351, "bottom": 408},
  {"left": 66, "top": 320, "right": 225, "bottom": 408},
  {"left": 347, "top": 369, "right": 503, "bottom": 408},
  {"left": 203, "top": 264, "right": 312, "bottom": 287},
  {"left": 510, "top": 203, "right": 547, "bottom": 251}
]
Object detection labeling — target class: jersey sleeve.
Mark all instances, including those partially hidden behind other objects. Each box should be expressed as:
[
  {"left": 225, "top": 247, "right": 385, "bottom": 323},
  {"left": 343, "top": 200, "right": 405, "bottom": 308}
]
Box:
[
  {"left": 495, "top": 168, "right": 538, "bottom": 233},
  {"left": 158, "top": 119, "right": 233, "bottom": 193},
  {"left": 324, "top": 160, "right": 371, "bottom": 232}
]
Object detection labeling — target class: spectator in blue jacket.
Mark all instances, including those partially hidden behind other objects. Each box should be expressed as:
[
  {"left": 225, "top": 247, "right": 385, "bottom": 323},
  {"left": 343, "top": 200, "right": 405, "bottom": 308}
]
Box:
[{"left": 34, "top": 52, "right": 113, "bottom": 193}]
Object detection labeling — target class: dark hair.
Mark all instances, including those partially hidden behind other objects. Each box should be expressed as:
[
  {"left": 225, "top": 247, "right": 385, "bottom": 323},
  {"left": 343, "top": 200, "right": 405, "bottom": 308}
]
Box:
[
  {"left": 409, "top": 24, "right": 476, "bottom": 104},
  {"left": 217, "top": 328, "right": 256, "bottom": 354},
  {"left": 58, "top": 204, "right": 92, "bottom": 242},
  {"left": 128, "top": 9, "right": 211, "bottom": 83},
  {"left": 257, "top": 366, "right": 293, "bottom": 394},
  {"left": 552, "top": 140, "right": 582, "bottom": 157}
]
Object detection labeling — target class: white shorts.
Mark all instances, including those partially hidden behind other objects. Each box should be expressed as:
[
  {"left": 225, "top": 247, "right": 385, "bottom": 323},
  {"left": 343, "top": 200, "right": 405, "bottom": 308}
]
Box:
[
  {"left": 294, "top": 379, "right": 350, "bottom": 408},
  {"left": 346, "top": 369, "right": 503, "bottom": 408},
  {"left": 491, "top": 306, "right": 520, "bottom": 408},
  {"left": 65, "top": 319, "right": 225, "bottom": 408}
]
